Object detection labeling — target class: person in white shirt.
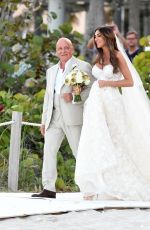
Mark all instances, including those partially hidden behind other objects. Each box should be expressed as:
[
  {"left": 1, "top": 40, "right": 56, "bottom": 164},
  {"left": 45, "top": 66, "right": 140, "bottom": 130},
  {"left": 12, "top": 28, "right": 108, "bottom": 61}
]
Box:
[{"left": 32, "top": 37, "right": 93, "bottom": 198}]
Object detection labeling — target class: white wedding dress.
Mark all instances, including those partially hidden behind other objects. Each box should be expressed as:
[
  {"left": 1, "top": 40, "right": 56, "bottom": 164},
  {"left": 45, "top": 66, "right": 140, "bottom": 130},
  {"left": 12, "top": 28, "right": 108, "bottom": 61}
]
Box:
[{"left": 75, "top": 64, "right": 150, "bottom": 201}]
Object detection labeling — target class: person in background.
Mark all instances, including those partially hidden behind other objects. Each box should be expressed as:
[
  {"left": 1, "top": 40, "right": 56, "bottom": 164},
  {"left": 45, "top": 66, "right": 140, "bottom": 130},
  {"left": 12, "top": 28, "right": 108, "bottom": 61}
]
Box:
[
  {"left": 125, "top": 30, "right": 143, "bottom": 62},
  {"left": 112, "top": 24, "right": 128, "bottom": 48}
]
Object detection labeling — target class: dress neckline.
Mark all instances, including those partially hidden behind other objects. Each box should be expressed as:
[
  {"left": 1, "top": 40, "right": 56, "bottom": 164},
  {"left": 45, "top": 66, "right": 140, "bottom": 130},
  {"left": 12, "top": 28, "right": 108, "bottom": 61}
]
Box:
[{"left": 94, "top": 63, "right": 112, "bottom": 70}]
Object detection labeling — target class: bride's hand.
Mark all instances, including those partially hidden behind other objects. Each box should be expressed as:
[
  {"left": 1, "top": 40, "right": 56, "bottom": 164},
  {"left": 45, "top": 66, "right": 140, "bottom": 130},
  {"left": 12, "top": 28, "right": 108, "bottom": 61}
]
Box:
[{"left": 98, "top": 80, "right": 108, "bottom": 87}]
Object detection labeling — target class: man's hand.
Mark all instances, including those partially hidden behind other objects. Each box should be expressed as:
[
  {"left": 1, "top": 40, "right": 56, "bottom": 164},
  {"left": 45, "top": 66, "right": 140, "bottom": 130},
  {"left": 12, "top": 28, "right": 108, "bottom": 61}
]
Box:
[
  {"left": 72, "top": 85, "right": 81, "bottom": 95},
  {"left": 62, "top": 93, "right": 73, "bottom": 103},
  {"left": 40, "top": 124, "right": 45, "bottom": 136}
]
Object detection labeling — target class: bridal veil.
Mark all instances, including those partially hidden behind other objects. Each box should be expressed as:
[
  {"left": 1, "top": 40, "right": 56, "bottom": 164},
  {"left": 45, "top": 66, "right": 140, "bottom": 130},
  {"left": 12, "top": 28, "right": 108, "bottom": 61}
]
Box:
[{"left": 116, "top": 36, "right": 150, "bottom": 181}]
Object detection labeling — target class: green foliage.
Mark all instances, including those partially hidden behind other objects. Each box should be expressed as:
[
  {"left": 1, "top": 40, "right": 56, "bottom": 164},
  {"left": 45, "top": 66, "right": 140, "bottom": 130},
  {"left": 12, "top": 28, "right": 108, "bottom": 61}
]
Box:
[
  {"left": 139, "top": 35, "right": 150, "bottom": 47},
  {"left": 0, "top": 1, "right": 83, "bottom": 192},
  {"left": 0, "top": 90, "right": 44, "bottom": 191},
  {"left": 0, "top": 89, "right": 78, "bottom": 191},
  {"left": 50, "top": 11, "right": 57, "bottom": 20},
  {"left": 59, "top": 22, "right": 73, "bottom": 34},
  {"left": 0, "top": 127, "right": 9, "bottom": 191},
  {"left": 133, "top": 35, "right": 150, "bottom": 98},
  {"left": 0, "top": 2, "right": 83, "bottom": 94},
  {"left": 19, "top": 151, "right": 42, "bottom": 192}
]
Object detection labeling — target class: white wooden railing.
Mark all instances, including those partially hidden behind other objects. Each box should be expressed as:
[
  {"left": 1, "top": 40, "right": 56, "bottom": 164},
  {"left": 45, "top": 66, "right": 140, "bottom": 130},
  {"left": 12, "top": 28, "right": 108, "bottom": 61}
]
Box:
[{"left": 0, "top": 111, "right": 41, "bottom": 192}]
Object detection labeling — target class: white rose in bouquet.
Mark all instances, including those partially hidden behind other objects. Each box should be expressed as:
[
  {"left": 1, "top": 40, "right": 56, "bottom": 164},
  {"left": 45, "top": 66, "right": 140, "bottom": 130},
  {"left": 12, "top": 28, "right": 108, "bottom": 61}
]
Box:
[
  {"left": 76, "top": 71, "right": 84, "bottom": 84},
  {"left": 65, "top": 64, "right": 90, "bottom": 104}
]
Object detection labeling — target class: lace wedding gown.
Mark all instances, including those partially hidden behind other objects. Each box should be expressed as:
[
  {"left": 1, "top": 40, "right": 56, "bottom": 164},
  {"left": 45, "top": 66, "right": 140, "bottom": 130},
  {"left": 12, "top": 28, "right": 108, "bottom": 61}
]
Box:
[{"left": 75, "top": 64, "right": 150, "bottom": 201}]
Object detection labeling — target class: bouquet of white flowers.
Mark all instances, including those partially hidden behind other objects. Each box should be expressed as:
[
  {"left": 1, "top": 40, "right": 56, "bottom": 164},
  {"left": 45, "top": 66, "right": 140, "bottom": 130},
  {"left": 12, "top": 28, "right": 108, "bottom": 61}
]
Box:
[{"left": 65, "top": 64, "right": 90, "bottom": 104}]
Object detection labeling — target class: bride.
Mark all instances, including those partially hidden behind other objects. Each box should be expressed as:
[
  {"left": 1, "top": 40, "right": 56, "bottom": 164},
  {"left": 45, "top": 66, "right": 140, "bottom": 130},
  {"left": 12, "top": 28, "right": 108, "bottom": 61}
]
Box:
[{"left": 75, "top": 26, "right": 150, "bottom": 201}]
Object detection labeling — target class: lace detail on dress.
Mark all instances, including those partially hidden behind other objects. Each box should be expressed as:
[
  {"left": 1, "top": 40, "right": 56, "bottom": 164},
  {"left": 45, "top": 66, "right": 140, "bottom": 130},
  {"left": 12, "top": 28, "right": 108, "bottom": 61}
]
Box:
[{"left": 75, "top": 64, "right": 150, "bottom": 201}]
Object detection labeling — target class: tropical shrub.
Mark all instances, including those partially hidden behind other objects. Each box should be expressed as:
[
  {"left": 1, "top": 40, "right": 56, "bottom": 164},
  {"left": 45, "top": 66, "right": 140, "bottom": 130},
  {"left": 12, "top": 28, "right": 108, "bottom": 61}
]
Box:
[
  {"left": 0, "top": 88, "right": 79, "bottom": 192},
  {"left": 133, "top": 35, "right": 150, "bottom": 98}
]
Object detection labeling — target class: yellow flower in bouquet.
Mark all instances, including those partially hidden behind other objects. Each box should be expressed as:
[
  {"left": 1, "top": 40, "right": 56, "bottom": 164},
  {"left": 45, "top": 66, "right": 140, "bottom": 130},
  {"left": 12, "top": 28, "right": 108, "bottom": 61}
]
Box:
[{"left": 65, "top": 64, "right": 90, "bottom": 104}]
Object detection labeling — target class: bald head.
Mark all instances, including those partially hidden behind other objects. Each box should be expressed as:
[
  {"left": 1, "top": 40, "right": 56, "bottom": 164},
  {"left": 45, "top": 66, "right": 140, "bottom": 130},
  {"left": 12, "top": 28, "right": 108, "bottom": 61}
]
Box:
[
  {"left": 56, "top": 37, "right": 73, "bottom": 48},
  {"left": 56, "top": 37, "right": 74, "bottom": 64}
]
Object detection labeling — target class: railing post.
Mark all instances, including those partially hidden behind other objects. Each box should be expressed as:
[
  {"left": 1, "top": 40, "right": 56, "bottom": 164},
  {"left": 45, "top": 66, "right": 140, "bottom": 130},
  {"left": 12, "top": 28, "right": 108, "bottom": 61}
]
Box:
[{"left": 8, "top": 111, "right": 22, "bottom": 192}]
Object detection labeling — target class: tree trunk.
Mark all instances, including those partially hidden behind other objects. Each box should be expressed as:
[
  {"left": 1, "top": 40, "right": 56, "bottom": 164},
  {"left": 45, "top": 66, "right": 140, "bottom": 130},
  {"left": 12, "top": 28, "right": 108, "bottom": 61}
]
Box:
[
  {"left": 33, "top": 0, "right": 48, "bottom": 35},
  {"left": 129, "top": 0, "right": 140, "bottom": 34},
  {"left": 143, "top": 3, "right": 150, "bottom": 36},
  {"left": 85, "top": 0, "right": 105, "bottom": 41},
  {"left": 48, "top": 0, "right": 65, "bottom": 31},
  {"left": 112, "top": 0, "right": 122, "bottom": 31}
]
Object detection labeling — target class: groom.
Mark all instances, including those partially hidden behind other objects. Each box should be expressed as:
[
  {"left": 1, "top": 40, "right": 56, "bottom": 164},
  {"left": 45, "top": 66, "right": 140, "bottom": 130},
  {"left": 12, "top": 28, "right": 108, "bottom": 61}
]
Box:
[{"left": 32, "top": 37, "right": 93, "bottom": 198}]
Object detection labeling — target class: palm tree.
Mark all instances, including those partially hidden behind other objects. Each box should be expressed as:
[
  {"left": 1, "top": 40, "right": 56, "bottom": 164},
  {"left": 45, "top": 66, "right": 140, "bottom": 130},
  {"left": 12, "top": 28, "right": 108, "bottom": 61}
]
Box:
[
  {"left": 129, "top": 0, "right": 140, "bottom": 34},
  {"left": 85, "top": 0, "right": 105, "bottom": 41}
]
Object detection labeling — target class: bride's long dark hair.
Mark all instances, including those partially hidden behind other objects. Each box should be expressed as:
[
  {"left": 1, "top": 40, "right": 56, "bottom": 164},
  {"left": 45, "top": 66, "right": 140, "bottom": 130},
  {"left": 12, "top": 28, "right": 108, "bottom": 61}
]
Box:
[{"left": 94, "top": 26, "right": 119, "bottom": 73}]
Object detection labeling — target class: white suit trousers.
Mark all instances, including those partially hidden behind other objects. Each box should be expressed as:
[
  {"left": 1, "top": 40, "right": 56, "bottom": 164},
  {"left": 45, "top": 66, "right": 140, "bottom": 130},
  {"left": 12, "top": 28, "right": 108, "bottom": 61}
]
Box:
[{"left": 42, "top": 94, "right": 82, "bottom": 192}]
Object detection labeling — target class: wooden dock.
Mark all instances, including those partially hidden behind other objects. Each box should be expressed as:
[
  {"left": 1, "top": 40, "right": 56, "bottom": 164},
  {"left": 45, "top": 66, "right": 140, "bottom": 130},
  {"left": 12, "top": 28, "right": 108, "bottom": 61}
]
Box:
[{"left": 1, "top": 192, "right": 150, "bottom": 219}]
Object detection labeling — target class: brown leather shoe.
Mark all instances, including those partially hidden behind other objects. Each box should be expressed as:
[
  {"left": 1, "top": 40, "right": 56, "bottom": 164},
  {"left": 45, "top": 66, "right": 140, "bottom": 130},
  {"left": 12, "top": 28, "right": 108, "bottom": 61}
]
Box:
[{"left": 31, "top": 189, "right": 56, "bottom": 198}]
